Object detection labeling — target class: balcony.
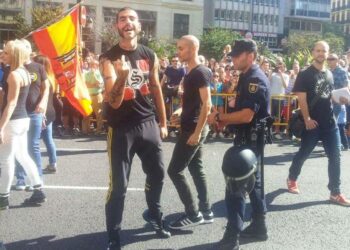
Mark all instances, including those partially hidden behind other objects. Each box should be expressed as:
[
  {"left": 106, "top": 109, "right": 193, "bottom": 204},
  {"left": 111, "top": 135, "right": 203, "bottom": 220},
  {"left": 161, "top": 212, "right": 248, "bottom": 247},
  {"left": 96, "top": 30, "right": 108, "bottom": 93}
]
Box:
[{"left": 0, "top": 0, "right": 23, "bottom": 10}]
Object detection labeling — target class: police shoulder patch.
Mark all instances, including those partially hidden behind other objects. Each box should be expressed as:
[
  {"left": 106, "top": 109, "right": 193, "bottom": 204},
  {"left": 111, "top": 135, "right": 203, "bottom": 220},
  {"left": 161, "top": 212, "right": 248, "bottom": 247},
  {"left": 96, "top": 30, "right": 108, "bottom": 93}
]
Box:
[{"left": 248, "top": 83, "right": 259, "bottom": 93}]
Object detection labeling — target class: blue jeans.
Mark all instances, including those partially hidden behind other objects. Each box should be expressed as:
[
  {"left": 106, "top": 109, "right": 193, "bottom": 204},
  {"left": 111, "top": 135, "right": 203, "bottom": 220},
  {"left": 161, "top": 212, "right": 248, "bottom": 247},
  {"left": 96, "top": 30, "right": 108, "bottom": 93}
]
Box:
[
  {"left": 41, "top": 122, "right": 57, "bottom": 165},
  {"left": 16, "top": 113, "right": 43, "bottom": 181},
  {"left": 288, "top": 125, "right": 341, "bottom": 195}
]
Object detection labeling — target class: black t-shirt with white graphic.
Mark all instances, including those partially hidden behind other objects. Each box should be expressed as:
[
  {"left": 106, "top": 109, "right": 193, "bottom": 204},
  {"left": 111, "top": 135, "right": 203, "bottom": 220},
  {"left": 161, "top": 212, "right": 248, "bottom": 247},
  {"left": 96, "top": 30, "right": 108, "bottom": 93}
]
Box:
[
  {"left": 293, "top": 65, "right": 335, "bottom": 129},
  {"left": 101, "top": 44, "right": 156, "bottom": 128},
  {"left": 181, "top": 65, "right": 211, "bottom": 132},
  {"left": 24, "top": 61, "right": 48, "bottom": 114}
]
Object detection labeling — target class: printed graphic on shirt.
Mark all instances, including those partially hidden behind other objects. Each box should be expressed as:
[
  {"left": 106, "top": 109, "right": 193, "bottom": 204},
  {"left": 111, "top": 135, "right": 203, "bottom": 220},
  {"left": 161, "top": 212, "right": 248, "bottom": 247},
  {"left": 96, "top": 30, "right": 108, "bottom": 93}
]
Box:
[
  {"left": 315, "top": 74, "right": 331, "bottom": 98},
  {"left": 29, "top": 72, "right": 38, "bottom": 83},
  {"left": 124, "top": 59, "right": 151, "bottom": 100}
]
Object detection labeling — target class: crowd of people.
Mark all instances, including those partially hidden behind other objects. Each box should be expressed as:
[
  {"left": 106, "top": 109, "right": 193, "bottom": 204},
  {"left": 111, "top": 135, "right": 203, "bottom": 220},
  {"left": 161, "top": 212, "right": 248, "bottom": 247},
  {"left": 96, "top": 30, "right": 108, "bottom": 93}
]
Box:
[{"left": 1, "top": 5, "right": 350, "bottom": 250}]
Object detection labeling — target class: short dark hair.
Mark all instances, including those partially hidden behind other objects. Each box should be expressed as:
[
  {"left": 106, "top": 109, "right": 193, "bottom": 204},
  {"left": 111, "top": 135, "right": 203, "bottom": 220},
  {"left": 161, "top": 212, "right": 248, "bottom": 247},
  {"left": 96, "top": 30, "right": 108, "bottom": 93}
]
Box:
[{"left": 115, "top": 7, "right": 138, "bottom": 22}]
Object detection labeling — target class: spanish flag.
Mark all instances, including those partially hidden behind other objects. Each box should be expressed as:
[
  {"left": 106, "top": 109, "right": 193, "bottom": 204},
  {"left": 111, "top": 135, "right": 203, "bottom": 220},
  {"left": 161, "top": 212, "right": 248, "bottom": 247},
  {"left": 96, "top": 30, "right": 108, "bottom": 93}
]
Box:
[{"left": 32, "top": 5, "right": 92, "bottom": 116}]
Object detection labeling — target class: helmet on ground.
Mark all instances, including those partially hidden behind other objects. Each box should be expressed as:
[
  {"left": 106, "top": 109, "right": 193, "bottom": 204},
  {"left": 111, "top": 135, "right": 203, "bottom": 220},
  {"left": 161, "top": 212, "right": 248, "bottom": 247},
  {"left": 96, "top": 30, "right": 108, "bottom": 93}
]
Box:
[{"left": 222, "top": 146, "right": 258, "bottom": 194}]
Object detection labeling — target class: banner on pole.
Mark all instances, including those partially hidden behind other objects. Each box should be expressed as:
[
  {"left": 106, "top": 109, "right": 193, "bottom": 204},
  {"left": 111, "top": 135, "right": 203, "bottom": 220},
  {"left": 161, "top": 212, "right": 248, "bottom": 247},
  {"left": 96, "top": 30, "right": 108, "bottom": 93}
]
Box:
[{"left": 32, "top": 5, "right": 92, "bottom": 116}]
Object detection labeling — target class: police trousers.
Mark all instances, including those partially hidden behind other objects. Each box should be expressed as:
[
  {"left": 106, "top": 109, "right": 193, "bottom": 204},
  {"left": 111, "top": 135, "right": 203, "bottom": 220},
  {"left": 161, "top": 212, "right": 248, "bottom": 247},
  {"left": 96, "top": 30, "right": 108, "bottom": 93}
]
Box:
[{"left": 225, "top": 137, "right": 267, "bottom": 233}]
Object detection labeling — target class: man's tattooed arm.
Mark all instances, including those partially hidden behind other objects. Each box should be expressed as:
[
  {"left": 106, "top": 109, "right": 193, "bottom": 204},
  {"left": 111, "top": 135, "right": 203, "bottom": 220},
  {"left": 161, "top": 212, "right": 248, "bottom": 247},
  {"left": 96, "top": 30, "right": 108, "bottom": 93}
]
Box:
[{"left": 108, "top": 77, "right": 126, "bottom": 109}]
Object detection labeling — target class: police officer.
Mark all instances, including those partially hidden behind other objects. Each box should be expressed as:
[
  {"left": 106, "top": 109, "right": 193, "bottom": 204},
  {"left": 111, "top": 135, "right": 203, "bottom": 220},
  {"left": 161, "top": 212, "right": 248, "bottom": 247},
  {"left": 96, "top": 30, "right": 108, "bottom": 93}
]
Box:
[{"left": 208, "top": 39, "right": 270, "bottom": 250}]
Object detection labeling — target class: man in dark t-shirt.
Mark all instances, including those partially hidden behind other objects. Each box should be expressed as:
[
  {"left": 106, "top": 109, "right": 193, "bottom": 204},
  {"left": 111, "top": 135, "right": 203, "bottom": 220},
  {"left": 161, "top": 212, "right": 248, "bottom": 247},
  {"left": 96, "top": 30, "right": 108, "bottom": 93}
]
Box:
[
  {"left": 99, "top": 7, "right": 170, "bottom": 250},
  {"left": 287, "top": 41, "right": 350, "bottom": 207},
  {"left": 167, "top": 35, "right": 213, "bottom": 230},
  {"left": 160, "top": 56, "right": 185, "bottom": 120}
]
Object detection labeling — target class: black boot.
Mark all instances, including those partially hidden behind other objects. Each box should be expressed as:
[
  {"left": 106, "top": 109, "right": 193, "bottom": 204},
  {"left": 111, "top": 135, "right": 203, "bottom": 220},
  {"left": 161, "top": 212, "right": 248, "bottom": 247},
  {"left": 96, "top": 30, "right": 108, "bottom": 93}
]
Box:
[
  {"left": 240, "top": 214, "right": 268, "bottom": 241},
  {"left": 107, "top": 241, "right": 121, "bottom": 250},
  {"left": 216, "top": 226, "right": 239, "bottom": 250},
  {"left": 23, "top": 189, "right": 46, "bottom": 206},
  {"left": 142, "top": 209, "right": 171, "bottom": 238},
  {"left": 107, "top": 230, "right": 121, "bottom": 250},
  {"left": 0, "top": 196, "right": 9, "bottom": 210}
]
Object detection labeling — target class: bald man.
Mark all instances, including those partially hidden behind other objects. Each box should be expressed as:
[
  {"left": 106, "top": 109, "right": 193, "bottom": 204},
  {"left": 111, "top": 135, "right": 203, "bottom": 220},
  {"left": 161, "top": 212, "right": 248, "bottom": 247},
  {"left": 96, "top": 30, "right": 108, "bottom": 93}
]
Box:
[{"left": 167, "top": 35, "right": 213, "bottom": 229}]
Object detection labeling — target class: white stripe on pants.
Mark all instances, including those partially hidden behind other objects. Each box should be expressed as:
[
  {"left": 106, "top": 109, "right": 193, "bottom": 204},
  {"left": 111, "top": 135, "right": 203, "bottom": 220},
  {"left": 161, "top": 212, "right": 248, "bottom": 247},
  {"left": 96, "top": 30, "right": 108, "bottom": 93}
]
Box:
[{"left": 0, "top": 118, "right": 42, "bottom": 196}]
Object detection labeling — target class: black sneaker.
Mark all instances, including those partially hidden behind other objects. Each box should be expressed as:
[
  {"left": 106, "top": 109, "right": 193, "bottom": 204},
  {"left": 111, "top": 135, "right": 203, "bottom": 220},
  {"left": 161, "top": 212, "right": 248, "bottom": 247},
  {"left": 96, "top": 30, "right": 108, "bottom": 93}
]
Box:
[
  {"left": 216, "top": 227, "right": 239, "bottom": 250},
  {"left": 0, "top": 196, "right": 9, "bottom": 210},
  {"left": 200, "top": 210, "right": 214, "bottom": 224},
  {"left": 107, "top": 241, "right": 121, "bottom": 250},
  {"left": 240, "top": 215, "right": 268, "bottom": 241},
  {"left": 169, "top": 212, "right": 204, "bottom": 230},
  {"left": 23, "top": 189, "right": 46, "bottom": 206},
  {"left": 142, "top": 209, "right": 171, "bottom": 238}
]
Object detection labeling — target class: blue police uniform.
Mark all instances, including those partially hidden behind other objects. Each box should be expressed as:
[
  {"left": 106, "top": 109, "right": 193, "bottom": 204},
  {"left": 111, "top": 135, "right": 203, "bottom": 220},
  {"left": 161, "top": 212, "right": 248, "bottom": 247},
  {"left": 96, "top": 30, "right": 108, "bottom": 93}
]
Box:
[{"left": 225, "top": 63, "right": 270, "bottom": 234}]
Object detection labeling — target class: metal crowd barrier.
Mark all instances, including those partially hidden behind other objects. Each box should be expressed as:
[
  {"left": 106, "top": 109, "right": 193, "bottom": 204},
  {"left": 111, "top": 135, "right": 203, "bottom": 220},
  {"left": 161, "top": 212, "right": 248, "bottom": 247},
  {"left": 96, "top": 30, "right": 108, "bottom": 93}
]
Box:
[
  {"left": 88, "top": 94, "right": 299, "bottom": 129},
  {"left": 168, "top": 93, "right": 298, "bottom": 128}
]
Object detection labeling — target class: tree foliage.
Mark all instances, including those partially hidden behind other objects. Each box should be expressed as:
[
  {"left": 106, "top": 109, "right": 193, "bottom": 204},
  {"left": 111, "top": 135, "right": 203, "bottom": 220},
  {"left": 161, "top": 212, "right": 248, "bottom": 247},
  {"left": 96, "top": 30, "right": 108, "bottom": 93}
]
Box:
[
  {"left": 99, "top": 23, "right": 120, "bottom": 51},
  {"left": 148, "top": 38, "right": 177, "bottom": 59},
  {"left": 199, "top": 28, "right": 242, "bottom": 61},
  {"left": 14, "top": 6, "right": 63, "bottom": 39},
  {"left": 285, "top": 31, "right": 345, "bottom": 58}
]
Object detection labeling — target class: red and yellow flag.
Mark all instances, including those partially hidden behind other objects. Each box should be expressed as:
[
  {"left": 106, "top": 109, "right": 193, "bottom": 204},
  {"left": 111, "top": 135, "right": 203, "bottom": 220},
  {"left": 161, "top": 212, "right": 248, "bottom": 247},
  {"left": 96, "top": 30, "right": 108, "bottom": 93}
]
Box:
[{"left": 32, "top": 6, "right": 92, "bottom": 116}]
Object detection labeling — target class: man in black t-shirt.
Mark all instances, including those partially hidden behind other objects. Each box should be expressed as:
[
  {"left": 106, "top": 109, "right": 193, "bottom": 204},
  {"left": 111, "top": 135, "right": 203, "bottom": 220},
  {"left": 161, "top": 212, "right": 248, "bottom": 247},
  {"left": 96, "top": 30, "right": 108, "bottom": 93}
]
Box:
[
  {"left": 99, "top": 7, "right": 170, "bottom": 250},
  {"left": 167, "top": 35, "right": 213, "bottom": 230},
  {"left": 287, "top": 41, "right": 350, "bottom": 207}
]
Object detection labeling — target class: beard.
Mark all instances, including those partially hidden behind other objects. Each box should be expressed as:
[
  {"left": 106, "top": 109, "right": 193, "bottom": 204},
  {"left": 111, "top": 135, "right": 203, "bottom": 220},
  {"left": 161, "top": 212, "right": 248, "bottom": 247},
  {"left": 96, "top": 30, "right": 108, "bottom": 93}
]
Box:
[
  {"left": 117, "top": 28, "right": 138, "bottom": 39},
  {"left": 313, "top": 56, "right": 326, "bottom": 64}
]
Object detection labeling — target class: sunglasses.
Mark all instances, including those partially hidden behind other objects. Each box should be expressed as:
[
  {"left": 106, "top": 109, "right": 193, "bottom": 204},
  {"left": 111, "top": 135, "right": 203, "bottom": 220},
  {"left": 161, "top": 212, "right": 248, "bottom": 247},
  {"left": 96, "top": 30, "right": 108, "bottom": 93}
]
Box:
[
  {"left": 327, "top": 58, "right": 337, "bottom": 61},
  {"left": 172, "top": 60, "right": 178, "bottom": 62},
  {"left": 232, "top": 74, "right": 239, "bottom": 77}
]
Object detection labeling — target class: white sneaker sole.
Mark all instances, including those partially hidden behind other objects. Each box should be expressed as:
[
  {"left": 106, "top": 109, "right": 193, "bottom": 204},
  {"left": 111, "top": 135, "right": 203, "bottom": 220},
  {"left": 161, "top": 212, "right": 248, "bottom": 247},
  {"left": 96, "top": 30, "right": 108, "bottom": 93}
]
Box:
[{"left": 169, "top": 218, "right": 204, "bottom": 229}]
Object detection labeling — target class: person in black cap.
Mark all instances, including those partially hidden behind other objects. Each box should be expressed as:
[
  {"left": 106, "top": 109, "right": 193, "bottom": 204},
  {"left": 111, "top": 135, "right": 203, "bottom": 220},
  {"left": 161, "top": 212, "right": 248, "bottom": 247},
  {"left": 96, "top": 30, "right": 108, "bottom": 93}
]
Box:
[{"left": 208, "top": 39, "right": 271, "bottom": 250}]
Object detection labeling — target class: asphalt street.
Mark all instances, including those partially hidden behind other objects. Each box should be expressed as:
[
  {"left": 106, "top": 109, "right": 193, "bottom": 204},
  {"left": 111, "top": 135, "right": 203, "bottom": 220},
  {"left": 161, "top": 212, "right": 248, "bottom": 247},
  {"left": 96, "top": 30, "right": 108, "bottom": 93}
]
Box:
[{"left": 1, "top": 135, "right": 350, "bottom": 250}]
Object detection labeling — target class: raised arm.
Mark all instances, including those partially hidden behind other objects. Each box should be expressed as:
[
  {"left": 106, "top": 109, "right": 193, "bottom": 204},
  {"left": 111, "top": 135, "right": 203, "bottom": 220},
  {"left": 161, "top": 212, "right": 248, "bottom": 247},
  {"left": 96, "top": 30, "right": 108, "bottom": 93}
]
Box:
[{"left": 100, "top": 55, "right": 129, "bottom": 109}]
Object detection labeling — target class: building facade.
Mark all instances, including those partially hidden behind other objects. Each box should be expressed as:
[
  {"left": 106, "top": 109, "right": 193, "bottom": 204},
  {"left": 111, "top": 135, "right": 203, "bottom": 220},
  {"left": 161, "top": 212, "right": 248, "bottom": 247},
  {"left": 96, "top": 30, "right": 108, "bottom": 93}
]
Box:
[
  {"left": 331, "top": 0, "right": 350, "bottom": 35},
  {"left": 203, "top": 0, "right": 332, "bottom": 50},
  {"left": 203, "top": 0, "right": 284, "bottom": 50},
  {"left": 0, "top": 0, "right": 24, "bottom": 48},
  {"left": 284, "top": 0, "right": 331, "bottom": 35},
  {"left": 1, "top": 0, "right": 203, "bottom": 54}
]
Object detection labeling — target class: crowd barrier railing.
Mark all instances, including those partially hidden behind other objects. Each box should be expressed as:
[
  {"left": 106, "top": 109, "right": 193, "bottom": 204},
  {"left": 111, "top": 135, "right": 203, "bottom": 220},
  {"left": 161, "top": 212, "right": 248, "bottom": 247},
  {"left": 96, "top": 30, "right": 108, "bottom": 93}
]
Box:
[
  {"left": 168, "top": 93, "right": 298, "bottom": 129},
  {"left": 88, "top": 93, "right": 299, "bottom": 130}
]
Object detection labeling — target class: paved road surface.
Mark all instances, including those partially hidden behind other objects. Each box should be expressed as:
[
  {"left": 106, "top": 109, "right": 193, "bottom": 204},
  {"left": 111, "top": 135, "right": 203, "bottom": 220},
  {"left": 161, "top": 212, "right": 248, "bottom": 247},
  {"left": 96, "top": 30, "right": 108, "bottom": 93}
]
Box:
[{"left": 1, "top": 136, "right": 350, "bottom": 250}]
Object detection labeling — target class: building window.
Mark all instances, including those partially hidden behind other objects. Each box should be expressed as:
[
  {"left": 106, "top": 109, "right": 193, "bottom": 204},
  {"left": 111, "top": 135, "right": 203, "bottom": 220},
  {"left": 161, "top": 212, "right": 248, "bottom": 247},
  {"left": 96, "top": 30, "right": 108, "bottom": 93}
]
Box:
[{"left": 173, "top": 13, "right": 189, "bottom": 39}]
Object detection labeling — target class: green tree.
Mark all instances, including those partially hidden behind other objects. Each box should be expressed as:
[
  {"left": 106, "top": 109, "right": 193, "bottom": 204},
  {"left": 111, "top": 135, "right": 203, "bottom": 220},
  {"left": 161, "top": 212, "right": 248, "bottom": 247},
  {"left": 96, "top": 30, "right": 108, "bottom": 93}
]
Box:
[
  {"left": 322, "top": 32, "right": 345, "bottom": 55},
  {"left": 285, "top": 32, "right": 322, "bottom": 56},
  {"left": 148, "top": 38, "right": 177, "bottom": 59},
  {"left": 14, "top": 5, "right": 63, "bottom": 39},
  {"left": 199, "top": 28, "right": 242, "bottom": 61}
]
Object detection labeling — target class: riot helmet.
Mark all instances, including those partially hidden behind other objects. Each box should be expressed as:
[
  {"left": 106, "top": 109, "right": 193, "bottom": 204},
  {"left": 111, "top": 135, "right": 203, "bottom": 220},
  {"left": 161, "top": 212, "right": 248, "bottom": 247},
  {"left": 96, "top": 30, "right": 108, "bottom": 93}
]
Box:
[{"left": 222, "top": 146, "right": 258, "bottom": 194}]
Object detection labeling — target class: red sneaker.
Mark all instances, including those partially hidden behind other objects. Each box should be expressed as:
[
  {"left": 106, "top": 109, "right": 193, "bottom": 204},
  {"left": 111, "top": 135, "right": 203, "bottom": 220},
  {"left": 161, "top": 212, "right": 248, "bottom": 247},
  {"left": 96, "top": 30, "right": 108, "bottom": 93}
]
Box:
[
  {"left": 287, "top": 178, "right": 300, "bottom": 194},
  {"left": 330, "top": 194, "right": 350, "bottom": 207}
]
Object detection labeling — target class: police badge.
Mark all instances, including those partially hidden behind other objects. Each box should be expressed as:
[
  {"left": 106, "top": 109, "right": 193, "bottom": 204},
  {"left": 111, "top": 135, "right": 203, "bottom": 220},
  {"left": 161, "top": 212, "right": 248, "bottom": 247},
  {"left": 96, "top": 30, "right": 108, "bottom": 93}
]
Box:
[{"left": 248, "top": 83, "right": 258, "bottom": 93}]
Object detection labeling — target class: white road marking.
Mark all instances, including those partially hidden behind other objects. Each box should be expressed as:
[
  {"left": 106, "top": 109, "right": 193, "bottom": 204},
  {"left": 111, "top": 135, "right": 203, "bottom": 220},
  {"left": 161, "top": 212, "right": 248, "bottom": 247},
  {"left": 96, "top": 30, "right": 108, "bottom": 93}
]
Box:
[
  {"left": 40, "top": 147, "right": 106, "bottom": 152},
  {"left": 44, "top": 185, "right": 144, "bottom": 191}
]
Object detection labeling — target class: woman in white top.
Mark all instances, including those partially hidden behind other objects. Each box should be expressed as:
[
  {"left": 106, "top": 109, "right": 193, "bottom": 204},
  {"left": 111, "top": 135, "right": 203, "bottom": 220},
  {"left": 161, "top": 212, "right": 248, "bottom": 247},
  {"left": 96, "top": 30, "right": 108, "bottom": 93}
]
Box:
[{"left": 0, "top": 40, "right": 46, "bottom": 210}]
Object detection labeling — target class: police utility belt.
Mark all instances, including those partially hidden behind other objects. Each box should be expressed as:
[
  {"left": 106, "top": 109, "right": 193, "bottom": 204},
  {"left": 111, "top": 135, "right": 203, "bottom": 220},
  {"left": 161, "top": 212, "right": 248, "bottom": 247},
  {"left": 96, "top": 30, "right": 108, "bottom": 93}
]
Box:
[{"left": 234, "top": 117, "right": 273, "bottom": 147}]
